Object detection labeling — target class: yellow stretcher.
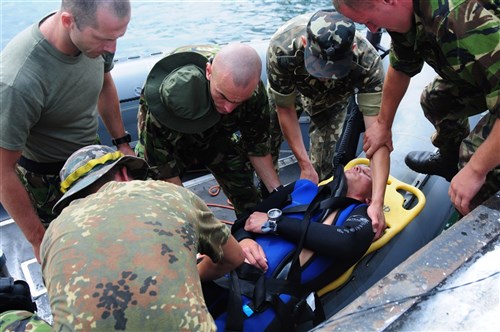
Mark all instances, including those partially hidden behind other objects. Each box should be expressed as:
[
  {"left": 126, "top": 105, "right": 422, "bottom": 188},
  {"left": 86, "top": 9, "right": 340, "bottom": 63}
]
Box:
[{"left": 316, "top": 158, "right": 426, "bottom": 296}]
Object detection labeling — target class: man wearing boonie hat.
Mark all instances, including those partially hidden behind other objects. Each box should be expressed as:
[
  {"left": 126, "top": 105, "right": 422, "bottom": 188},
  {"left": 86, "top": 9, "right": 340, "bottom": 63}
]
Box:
[
  {"left": 37, "top": 144, "right": 244, "bottom": 330},
  {"left": 266, "top": 8, "right": 388, "bottom": 235},
  {"left": 135, "top": 43, "right": 282, "bottom": 217}
]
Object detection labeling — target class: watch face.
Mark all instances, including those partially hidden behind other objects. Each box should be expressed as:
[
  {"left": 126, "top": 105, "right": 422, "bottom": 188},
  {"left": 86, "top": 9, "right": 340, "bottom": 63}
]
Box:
[{"left": 267, "top": 208, "right": 282, "bottom": 220}]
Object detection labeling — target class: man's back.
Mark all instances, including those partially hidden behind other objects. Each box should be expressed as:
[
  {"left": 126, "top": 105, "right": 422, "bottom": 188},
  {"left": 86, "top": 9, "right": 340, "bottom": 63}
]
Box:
[{"left": 41, "top": 180, "right": 229, "bottom": 331}]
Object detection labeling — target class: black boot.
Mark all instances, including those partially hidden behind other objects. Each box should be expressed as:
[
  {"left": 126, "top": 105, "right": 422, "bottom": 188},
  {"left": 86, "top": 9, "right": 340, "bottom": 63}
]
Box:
[{"left": 405, "top": 150, "right": 458, "bottom": 182}]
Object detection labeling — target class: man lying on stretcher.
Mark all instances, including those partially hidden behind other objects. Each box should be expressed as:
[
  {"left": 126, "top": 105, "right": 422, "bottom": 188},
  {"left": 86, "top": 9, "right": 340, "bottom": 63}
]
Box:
[
  {"left": 203, "top": 164, "right": 383, "bottom": 331},
  {"left": 235, "top": 164, "right": 378, "bottom": 273}
]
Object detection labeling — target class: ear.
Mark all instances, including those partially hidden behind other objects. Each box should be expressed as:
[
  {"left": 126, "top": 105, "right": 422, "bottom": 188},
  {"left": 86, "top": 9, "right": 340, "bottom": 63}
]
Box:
[
  {"left": 115, "top": 166, "right": 131, "bottom": 182},
  {"left": 300, "top": 35, "right": 307, "bottom": 47},
  {"left": 60, "top": 11, "right": 74, "bottom": 29},
  {"left": 205, "top": 62, "right": 212, "bottom": 81}
]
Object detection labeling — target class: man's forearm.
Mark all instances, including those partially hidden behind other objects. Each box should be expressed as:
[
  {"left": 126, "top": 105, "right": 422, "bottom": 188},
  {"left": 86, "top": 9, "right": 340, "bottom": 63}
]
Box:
[
  {"left": 379, "top": 65, "right": 411, "bottom": 129},
  {"left": 467, "top": 117, "right": 500, "bottom": 177},
  {"left": 249, "top": 154, "right": 281, "bottom": 192},
  {"left": 0, "top": 171, "right": 45, "bottom": 259},
  {"left": 276, "top": 106, "right": 310, "bottom": 166}
]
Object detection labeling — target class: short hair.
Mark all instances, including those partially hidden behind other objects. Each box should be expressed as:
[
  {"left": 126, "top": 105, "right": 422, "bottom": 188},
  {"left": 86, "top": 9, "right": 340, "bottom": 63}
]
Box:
[
  {"left": 61, "top": 0, "right": 131, "bottom": 29},
  {"left": 213, "top": 44, "right": 262, "bottom": 88}
]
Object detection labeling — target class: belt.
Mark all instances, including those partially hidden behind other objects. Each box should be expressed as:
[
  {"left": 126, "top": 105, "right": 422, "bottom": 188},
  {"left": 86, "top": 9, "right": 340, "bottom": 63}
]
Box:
[{"left": 18, "top": 156, "right": 65, "bottom": 175}]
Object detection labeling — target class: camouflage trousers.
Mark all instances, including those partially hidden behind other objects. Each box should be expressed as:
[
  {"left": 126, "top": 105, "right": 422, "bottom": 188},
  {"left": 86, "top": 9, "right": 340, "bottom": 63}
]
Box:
[
  {"left": 421, "top": 76, "right": 500, "bottom": 209},
  {"left": 269, "top": 94, "right": 347, "bottom": 181},
  {"left": 0, "top": 310, "right": 51, "bottom": 331},
  {"left": 15, "top": 165, "right": 62, "bottom": 226}
]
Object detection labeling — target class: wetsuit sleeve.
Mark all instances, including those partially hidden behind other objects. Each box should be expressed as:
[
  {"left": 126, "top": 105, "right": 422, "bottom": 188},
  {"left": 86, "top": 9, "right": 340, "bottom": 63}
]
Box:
[{"left": 276, "top": 205, "right": 375, "bottom": 259}]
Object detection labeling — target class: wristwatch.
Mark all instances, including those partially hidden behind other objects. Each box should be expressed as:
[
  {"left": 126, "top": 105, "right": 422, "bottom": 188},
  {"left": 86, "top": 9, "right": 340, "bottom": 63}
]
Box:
[
  {"left": 261, "top": 208, "right": 282, "bottom": 234},
  {"left": 112, "top": 132, "right": 131, "bottom": 147}
]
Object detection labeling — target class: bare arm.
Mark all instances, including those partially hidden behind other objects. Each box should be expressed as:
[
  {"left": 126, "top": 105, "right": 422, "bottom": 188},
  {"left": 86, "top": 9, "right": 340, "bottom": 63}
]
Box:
[
  {"left": 364, "top": 65, "right": 411, "bottom": 158},
  {"left": 363, "top": 116, "right": 390, "bottom": 240},
  {"left": 98, "top": 72, "right": 134, "bottom": 155},
  {"left": 449, "top": 117, "right": 500, "bottom": 215},
  {"left": 198, "top": 235, "right": 245, "bottom": 282},
  {"left": 0, "top": 148, "right": 45, "bottom": 262},
  {"left": 276, "top": 105, "right": 319, "bottom": 183},
  {"left": 248, "top": 154, "right": 281, "bottom": 193}
]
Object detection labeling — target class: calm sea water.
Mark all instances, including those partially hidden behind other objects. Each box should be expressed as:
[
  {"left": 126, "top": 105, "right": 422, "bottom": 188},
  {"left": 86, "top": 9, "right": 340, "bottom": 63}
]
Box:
[{"left": 1, "top": 0, "right": 332, "bottom": 58}]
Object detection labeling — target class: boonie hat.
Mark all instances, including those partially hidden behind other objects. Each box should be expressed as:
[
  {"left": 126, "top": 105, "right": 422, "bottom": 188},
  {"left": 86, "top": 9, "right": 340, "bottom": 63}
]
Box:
[
  {"left": 144, "top": 52, "right": 220, "bottom": 134},
  {"left": 304, "top": 9, "right": 355, "bottom": 79},
  {"left": 53, "top": 145, "right": 149, "bottom": 213}
]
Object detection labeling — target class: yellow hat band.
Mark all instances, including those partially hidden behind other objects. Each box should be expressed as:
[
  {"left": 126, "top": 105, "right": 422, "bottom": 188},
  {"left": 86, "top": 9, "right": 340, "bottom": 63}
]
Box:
[{"left": 60, "top": 151, "right": 124, "bottom": 193}]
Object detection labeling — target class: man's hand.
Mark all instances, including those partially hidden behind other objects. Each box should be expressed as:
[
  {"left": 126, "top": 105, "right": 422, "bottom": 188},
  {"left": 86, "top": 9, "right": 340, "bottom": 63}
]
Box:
[
  {"left": 243, "top": 211, "right": 268, "bottom": 234},
  {"left": 117, "top": 144, "right": 135, "bottom": 156},
  {"left": 367, "top": 204, "right": 386, "bottom": 241},
  {"left": 239, "top": 238, "right": 268, "bottom": 271},
  {"left": 299, "top": 162, "right": 319, "bottom": 184},
  {"left": 449, "top": 164, "right": 486, "bottom": 215},
  {"left": 363, "top": 120, "right": 393, "bottom": 159}
]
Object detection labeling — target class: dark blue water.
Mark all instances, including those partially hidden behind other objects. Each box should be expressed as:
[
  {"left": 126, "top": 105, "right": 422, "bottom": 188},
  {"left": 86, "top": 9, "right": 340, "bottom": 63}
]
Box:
[{"left": 1, "top": 0, "right": 331, "bottom": 58}]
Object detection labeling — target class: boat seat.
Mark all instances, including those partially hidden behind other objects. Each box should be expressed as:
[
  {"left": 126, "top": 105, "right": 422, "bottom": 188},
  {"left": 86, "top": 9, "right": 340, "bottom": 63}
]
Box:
[{"left": 316, "top": 158, "right": 426, "bottom": 296}]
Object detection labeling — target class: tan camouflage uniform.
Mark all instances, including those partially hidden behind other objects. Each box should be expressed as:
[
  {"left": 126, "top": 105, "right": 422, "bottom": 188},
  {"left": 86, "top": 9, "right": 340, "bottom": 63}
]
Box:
[
  {"left": 389, "top": 0, "right": 500, "bottom": 207},
  {"left": 267, "top": 12, "right": 384, "bottom": 180},
  {"left": 136, "top": 45, "right": 272, "bottom": 216},
  {"left": 40, "top": 180, "right": 230, "bottom": 331}
]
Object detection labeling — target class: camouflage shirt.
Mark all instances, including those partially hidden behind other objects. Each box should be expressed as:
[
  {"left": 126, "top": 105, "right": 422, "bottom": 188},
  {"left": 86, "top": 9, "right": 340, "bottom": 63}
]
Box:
[
  {"left": 389, "top": 0, "right": 500, "bottom": 117},
  {"left": 136, "top": 45, "right": 271, "bottom": 179},
  {"left": 266, "top": 13, "right": 384, "bottom": 116},
  {"left": 41, "top": 180, "right": 230, "bottom": 331}
]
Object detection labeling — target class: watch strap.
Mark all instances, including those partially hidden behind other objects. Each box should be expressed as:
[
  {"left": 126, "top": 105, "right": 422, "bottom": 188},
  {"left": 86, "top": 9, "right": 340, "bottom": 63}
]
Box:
[{"left": 112, "top": 132, "right": 131, "bottom": 146}]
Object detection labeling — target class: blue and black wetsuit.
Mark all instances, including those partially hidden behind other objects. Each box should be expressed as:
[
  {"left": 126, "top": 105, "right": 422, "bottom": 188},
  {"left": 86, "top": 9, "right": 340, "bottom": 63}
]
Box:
[{"left": 203, "top": 179, "right": 375, "bottom": 331}]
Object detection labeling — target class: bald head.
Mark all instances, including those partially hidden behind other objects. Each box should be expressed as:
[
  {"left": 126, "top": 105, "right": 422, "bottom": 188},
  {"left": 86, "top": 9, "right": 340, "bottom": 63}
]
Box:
[{"left": 211, "top": 43, "right": 262, "bottom": 88}]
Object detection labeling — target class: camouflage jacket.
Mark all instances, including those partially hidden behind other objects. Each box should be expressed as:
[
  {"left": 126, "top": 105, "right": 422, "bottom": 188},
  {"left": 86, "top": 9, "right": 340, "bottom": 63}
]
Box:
[
  {"left": 136, "top": 45, "right": 272, "bottom": 178},
  {"left": 389, "top": 0, "right": 500, "bottom": 117},
  {"left": 266, "top": 13, "right": 384, "bottom": 116},
  {"left": 41, "top": 180, "right": 229, "bottom": 331}
]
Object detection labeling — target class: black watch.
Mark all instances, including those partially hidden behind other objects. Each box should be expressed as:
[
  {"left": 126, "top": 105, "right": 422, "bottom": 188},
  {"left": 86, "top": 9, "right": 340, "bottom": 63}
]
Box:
[
  {"left": 261, "top": 208, "right": 282, "bottom": 234},
  {"left": 112, "top": 132, "right": 131, "bottom": 147}
]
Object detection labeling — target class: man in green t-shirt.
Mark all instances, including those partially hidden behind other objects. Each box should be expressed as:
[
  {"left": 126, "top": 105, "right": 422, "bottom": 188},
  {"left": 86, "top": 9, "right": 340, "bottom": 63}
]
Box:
[
  {"left": 0, "top": 0, "right": 134, "bottom": 262},
  {"left": 334, "top": 0, "right": 500, "bottom": 216}
]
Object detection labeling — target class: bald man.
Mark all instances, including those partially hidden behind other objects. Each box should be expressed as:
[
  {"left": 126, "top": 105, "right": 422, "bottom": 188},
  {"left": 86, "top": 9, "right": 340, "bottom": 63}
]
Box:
[{"left": 136, "top": 44, "right": 281, "bottom": 217}]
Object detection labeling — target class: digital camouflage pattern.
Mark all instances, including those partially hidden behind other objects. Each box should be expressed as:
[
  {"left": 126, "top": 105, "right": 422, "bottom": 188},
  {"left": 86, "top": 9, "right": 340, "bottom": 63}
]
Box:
[
  {"left": 15, "top": 166, "right": 61, "bottom": 226},
  {"left": 388, "top": 0, "right": 500, "bottom": 207},
  {"left": 136, "top": 44, "right": 272, "bottom": 216},
  {"left": 266, "top": 12, "right": 384, "bottom": 180},
  {"left": 40, "top": 180, "right": 230, "bottom": 331},
  {"left": 0, "top": 310, "right": 51, "bottom": 331}
]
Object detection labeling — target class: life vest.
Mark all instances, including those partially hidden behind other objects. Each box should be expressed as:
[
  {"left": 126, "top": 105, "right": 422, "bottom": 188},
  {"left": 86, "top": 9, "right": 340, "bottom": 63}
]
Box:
[{"left": 214, "top": 170, "right": 365, "bottom": 331}]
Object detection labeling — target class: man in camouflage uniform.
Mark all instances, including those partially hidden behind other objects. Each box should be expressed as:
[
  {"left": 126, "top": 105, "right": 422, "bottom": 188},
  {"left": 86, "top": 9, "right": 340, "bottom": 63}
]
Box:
[
  {"left": 0, "top": 310, "right": 51, "bottom": 331},
  {"left": 1, "top": 145, "right": 244, "bottom": 331},
  {"left": 267, "top": 9, "right": 388, "bottom": 234},
  {"left": 135, "top": 43, "right": 281, "bottom": 217},
  {"left": 266, "top": 9, "right": 385, "bottom": 183},
  {"left": 334, "top": 0, "right": 500, "bottom": 215}
]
